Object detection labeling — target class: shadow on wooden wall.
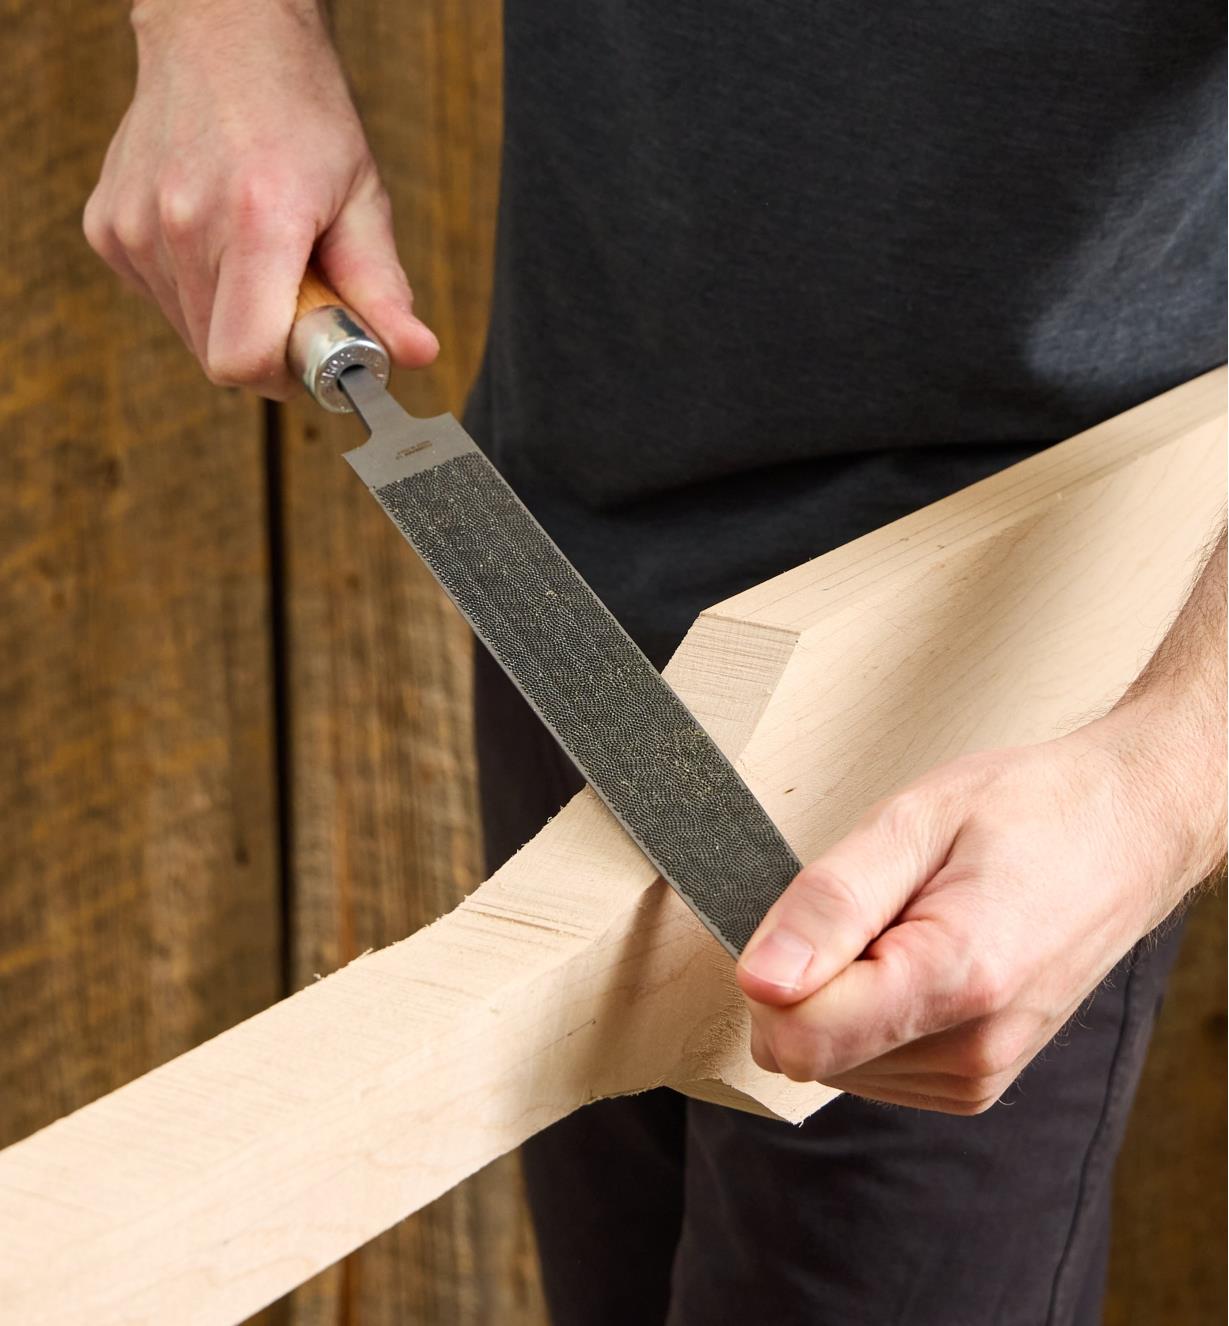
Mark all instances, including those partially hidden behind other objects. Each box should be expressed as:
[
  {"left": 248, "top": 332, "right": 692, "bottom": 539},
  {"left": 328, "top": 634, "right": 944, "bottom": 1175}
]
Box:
[{"left": 0, "top": 1, "right": 1222, "bottom": 1323}]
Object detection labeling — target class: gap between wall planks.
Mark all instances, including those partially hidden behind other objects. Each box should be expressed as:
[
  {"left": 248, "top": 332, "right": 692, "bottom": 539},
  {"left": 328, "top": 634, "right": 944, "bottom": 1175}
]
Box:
[
  {"left": 275, "top": 0, "right": 524, "bottom": 1320},
  {"left": 0, "top": 368, "right": 1223, "bottom": 1326}
]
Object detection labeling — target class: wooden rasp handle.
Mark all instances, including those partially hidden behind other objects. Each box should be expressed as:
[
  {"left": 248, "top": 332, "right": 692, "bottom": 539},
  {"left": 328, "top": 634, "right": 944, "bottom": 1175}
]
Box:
[{"left": 286, "top": 264, "right": 390, "bottom": 413}]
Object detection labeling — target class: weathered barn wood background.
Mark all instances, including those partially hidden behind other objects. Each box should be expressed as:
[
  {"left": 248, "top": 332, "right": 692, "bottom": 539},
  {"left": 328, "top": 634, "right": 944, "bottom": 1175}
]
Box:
[{"left": 0, "top": 1, "right": 1223, "bottom": 1322}]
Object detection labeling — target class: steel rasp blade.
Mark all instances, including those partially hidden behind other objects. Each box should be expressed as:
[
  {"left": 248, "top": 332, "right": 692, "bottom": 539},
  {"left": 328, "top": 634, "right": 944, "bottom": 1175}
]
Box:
[{"left": 340, "top": 365, "right": 800, "bottom": 956}]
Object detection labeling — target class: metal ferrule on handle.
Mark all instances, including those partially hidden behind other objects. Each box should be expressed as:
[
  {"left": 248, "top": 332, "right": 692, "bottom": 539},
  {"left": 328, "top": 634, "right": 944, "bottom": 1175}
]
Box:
[{"left": 287, "top": 267, "right": 391, "bottom": 413}]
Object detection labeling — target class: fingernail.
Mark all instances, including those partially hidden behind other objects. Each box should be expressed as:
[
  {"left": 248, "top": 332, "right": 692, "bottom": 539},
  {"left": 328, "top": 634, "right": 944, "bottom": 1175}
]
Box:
[{"left": 741, "top": 928, "right": 814, "bottom": 991}]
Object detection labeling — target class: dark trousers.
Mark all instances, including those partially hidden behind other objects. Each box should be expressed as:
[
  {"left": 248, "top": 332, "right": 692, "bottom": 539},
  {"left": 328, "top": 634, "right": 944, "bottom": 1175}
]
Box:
[{"left": 474, "top": 642, "right": 1184, "bottom": 1326}]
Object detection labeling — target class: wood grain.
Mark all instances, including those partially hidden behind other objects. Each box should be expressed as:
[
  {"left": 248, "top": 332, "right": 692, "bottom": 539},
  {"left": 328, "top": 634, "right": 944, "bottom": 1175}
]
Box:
[
  {"left": 295, "top": 265, "right": 345, "bottom": 321},
  {"left": 275, "top": 0, "right": 536, "bottom": 1322},
  {"left": 0, "top": 369, "right": 1221, "bottom": 1326},
  {"left": 0, "top": 0, "right": 283, "bottom": 1317}
]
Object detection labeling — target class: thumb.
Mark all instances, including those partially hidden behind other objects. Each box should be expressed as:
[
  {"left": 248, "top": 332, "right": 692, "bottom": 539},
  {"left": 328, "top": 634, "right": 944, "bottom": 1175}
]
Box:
[
  {"left": 316, "top": 179, "right": 440, "bottom": 369},
  {"left": 736, "top": 788, "right": 955, "bottom": 1007}
]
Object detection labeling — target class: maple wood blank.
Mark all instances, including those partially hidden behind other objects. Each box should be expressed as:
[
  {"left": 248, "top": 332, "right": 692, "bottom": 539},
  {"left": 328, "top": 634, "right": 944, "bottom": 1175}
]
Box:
[{"left": 0, "top": 369, "right": 1223, "bottom": 1326}]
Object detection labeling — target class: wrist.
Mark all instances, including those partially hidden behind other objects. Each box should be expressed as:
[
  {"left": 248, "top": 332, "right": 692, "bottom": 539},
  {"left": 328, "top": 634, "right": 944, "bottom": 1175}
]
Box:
[
  {"left": 131, "top": 0, "right": 327, "bottom": 50},
  {"left": 1087, "top": 695, "right": 1227, "bottom": 902}
]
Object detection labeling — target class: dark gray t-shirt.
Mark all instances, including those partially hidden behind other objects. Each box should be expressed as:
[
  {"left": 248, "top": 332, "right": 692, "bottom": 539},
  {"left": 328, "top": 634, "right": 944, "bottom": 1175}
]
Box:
[{"left": 465, "top": 0, "right": 1226, "bottom": 664}]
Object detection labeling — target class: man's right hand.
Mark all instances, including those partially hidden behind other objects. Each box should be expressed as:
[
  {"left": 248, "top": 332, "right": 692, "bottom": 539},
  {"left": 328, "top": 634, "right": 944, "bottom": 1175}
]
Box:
[{"left": 84, "top": 0, "right": 439, "bottom": 400}]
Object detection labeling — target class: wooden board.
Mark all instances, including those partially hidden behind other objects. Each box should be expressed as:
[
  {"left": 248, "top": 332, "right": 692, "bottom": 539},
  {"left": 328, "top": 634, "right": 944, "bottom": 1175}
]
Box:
[
  {"left": 0, "top": 368, "right": 1222, "bottom": 1326},
  {"left": 275, "top": 1, "right": 535, "bottom": 1322},
  {"left": 0, "top": 0, "right": 280, "bottom": 1260}
]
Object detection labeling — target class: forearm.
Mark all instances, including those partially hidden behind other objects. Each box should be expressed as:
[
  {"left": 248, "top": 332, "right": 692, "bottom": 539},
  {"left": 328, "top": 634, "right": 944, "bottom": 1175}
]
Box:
[
  {"left": 132, "top": 0, "right": 324, "bottom": 23},
  {"left": 1106, "top": 523, "right": 1227, "bottom": 892},
  {"left": 128, "top": 0, "right": 335, "bottom": 83},
  {"left": 1121, "top": 524, "right": 1227, "bottom": 715}
]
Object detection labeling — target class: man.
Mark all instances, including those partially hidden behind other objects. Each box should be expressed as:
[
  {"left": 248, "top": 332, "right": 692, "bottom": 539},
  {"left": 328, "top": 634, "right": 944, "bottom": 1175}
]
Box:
[{"left": 86, "top": 1, "right": 1226, "bottom": 1322}]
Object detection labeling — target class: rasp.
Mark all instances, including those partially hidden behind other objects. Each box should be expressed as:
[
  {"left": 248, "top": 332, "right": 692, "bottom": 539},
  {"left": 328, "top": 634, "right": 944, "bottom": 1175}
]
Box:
[{"left": 288, "top": 269, "right": 800, "bottom": 955}]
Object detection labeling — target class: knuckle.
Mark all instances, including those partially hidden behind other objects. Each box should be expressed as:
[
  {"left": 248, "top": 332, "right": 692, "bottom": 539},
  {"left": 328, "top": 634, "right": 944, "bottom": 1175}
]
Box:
[
  {"left": 228, "top": 167, "right": 298, "bottom": 237},
  {"left": 955, "top": 1029, "right": 1016, "bottom": 1081},
  {"left": 82, "top": 194, "right": 110, "bottom": 253},
  {"left": 352, "top": 156, "right": 391, "bottom": 207},
  {"left": 111, "top": 205, "right": 154, "bottom": 257},
  {"left": 778, "top": 1057, "right": 817, "bottom": 1084},
  {"left": 204, "top": 343, "right": 272, "bottom": 388},
  {"left": 960, "top": 955, "right": 1015, "bottom": 1021},
  {"left": 792, "top": 862, "right": 861, "bottom": 916},
  {"left": 365, "top": 179, "right": 394, "bottom": 222},
  {"left": 956, "top": 1039, "right": 999, "bottom": 1082},
  {"left": 768, "top": 1022, "right": 821, "bottom": 1083},
  {"left": 790, "top": 865, "right": 877, "bottom": 949},
  {"left": 873, "top": 785, "right": 930, "bottom": 839},
  {"left": 749, "top": 1034, "right": 776, "bottom": 1074},
  {"left": 229, "top": 168, "right": 272, "bottom": 216},
  {"left": 202, "top": 355, "right": 237, "bottom": 388},
  {"left": 157, "top": 183, "right": 204, "bottom": 242}
]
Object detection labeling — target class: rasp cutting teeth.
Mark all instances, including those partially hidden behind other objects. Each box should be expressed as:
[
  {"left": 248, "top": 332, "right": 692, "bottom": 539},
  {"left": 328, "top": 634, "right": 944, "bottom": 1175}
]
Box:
[{"left": 340, "top": 364, "right": 800, "bottom": 955}]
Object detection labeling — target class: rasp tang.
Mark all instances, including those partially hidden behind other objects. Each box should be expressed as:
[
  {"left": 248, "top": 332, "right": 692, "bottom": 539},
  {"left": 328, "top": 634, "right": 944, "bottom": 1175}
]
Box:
[{"left": 288, "top": 272, "right": 799, "bottom": 955}]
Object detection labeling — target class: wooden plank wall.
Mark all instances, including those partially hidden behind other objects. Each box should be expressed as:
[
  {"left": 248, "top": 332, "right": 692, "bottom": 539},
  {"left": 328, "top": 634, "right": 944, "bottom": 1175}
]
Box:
[
  {"left": 0, "top": 4, "right": 283, "bottom": 1324},
  {"left": 0, "top": 0, "right": 280, "bottom": 1207},
  {"left": 0, "top": 0, "right": 1222, "bottom": 1323}
]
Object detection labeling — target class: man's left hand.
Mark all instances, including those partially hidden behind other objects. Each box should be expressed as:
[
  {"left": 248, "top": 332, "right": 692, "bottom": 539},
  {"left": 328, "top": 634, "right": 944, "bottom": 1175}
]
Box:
[{"left": 736, "top": 705, "right": 1221, "bottom": 1114}]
